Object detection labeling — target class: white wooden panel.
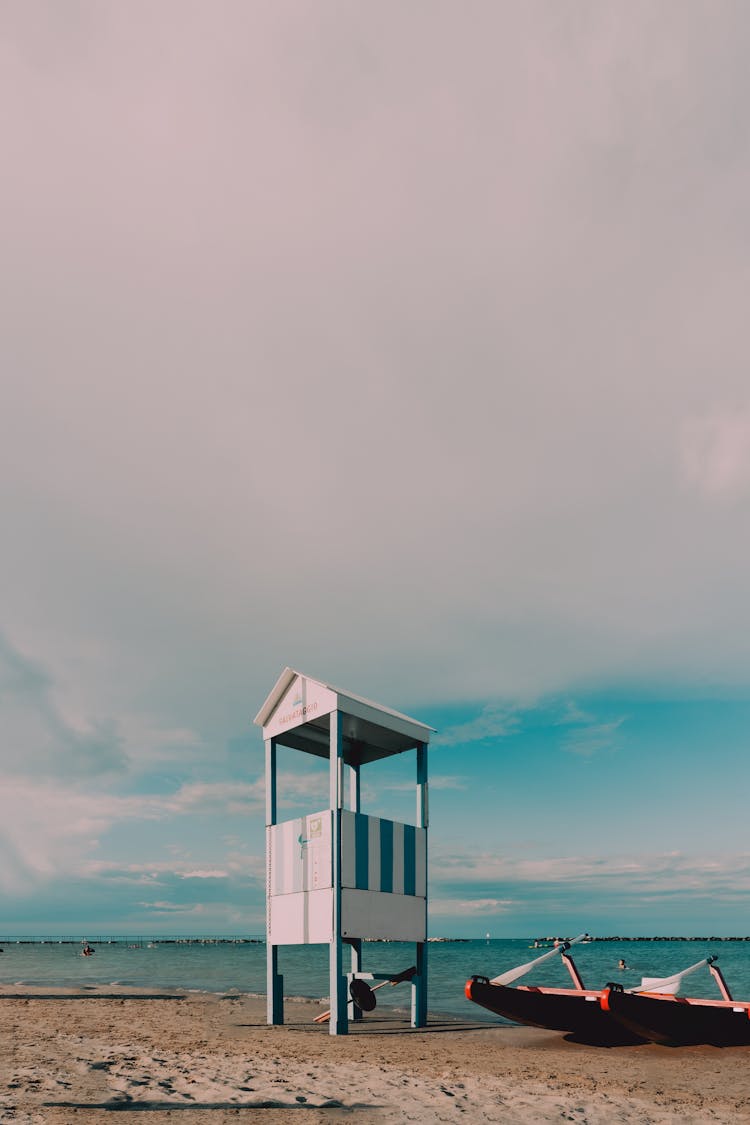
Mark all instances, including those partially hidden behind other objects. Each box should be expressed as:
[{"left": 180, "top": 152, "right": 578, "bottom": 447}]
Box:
[
  {"left": 341, "top": 889, "right": 426, "bottom": 942},
  {"left": 304, "top": 811, "right": 332, "bottom": 890},
  {"left": 282, "top": 819, "right": 300, "bottom": 893},
  {"left": 268, "top": 888, "right": 333, "bottom": 945},
  {"left": 307, "top": 888, "right": 334, "bottom": 943},
  {"left": 268, "top": 890, "right": 303, "bottom": 944},
  {"left": 269, "top": 812, "right": 332, "bottom": 895}
]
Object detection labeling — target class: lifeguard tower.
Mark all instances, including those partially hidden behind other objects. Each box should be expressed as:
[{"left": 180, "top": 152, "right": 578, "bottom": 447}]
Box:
[{"left": 254, "top": 668, "right": 432, "bottom": 1035}]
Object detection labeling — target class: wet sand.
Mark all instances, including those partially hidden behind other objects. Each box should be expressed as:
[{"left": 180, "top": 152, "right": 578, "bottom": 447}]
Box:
[{"left": 1, "top": 986, "right": 748, "bottom": 1123}]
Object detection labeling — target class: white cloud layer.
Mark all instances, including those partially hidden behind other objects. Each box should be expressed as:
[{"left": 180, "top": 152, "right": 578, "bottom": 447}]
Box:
[
  {"left": 432, "top": 847, "right": 750, "bottom": 903},
  {"left": 681, "top": 407, "right": 750, "bottom": 501},
  {"left": 1, "top": 1, "right": 750, "bottom": 721}
]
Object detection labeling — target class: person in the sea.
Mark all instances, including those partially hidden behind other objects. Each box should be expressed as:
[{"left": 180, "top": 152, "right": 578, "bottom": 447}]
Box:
[{"left": 618, "top": 958, "right": 627, "bottom": 970}]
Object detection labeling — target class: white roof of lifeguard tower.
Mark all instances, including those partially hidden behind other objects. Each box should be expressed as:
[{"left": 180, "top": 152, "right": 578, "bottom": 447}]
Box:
[{"left": 254, "top": 667, "right": 434, "bottom": 764}]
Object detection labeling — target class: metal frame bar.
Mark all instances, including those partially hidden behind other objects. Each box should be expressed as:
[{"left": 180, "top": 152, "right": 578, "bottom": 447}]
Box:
[
  {"left": 412, "top": 741, "right": 428, "bottom": 1027},
  {"left": 329, "top": 710, "right": 348, "bottom": 1034},
  {"left": 265, "top": 737, "right": 283, "bottom": 1025}
]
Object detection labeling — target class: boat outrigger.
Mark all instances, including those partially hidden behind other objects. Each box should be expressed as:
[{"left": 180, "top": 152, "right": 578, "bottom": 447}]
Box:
[
  {"left": 600, "top": 957, "right": 750, "bottom": 1047},
  {"left": 465, "top": 933, "right": 645, "bottom": 1044},
  {"left": 465, "top": 936, "right": 730, "bottom": 1045}
]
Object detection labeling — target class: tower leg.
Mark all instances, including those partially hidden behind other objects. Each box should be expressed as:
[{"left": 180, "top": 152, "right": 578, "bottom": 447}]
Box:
[
  {"left": 265, "top": 738, "right": 282, "bottom": 1025},
  {"left": 328, "top": 930, "right": 348, "bottom": 1035},
  {"left": 267, "top": 944, "right": 283, "bottom": 1025},
  {"left": 328, "top": 713, "right": 348, "bottom": 1035},
  {"left": 411, "top": 941, "right": 427, "bottom": 1027},
  {"left": 349, "top": 938, "right": 363, "bottom": 1022}
]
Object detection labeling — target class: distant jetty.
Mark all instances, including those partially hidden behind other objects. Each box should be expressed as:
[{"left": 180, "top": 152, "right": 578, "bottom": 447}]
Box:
[
  {"left": 0, "top": 936, "right": 265, "bottom": 946},
  {"left": 533, "top": 935, "right": 750, "bottom": 943},
  {"left": 592, "top": 935, "right": 750, "bottom": 942}
]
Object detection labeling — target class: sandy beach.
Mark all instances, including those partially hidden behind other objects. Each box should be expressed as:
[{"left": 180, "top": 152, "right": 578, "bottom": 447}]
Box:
[{"left": 1, "top": 987, "right": 749, "bottom": 1124}]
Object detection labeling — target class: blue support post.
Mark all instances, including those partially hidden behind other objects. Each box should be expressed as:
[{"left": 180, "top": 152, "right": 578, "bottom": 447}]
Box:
[
  {"left": 265, "top": 736, "right": 283, "bottom": 1025},
  {"left": 329, "top": 711, "right": 348, "bottom": 1035},
  {"left": 349, "top": 938, "right": 363, "bottom": 1022},
  {"left": 346, "top": 766, "right": 363, "bottom": 1021},
  {"left": 412, "top": 741, "right": 428, "bottom": 1027},
  {"left": 412, "top": 941, "right": 427, "bottom": 1028},
  {"left": 267, "top": 944, "right": 283, "bottom": 1025}
]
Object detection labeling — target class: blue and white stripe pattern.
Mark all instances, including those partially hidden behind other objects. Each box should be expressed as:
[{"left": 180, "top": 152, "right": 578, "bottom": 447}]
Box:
[
  {"left": 341, "top": 811, "right": 426, "bottom": 897},
  {"left": 269, "top": 810, "right": 426, "bottom": 899}
]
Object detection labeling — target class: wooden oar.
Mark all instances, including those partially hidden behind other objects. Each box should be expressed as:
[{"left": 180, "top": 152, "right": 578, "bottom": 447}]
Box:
[{"left": 314, "top": 965, "right": 418, "bottom": 1023}]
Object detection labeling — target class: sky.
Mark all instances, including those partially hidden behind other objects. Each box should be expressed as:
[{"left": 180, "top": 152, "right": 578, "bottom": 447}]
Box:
[{"left": 2, "top": 0, "right": 750, "bottom": 939}]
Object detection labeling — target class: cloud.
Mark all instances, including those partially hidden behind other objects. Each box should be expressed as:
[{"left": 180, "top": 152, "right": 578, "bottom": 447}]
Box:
[
  {"left": 0, "top": 631, "right": 127, "bottom": 778},
  {"left": 431, "top": 695, "right": 625, "bottom": 759},
  {"left": 681, "top": 406, "right": 750, "bottom": 502},
  {"left": 424, "top": 775, "right": 467, "bottom": 791},
  {"left": 431, "top": 846, "right": 750, "bottom": 903},
  {"left": 0, "top": 773, "right": 265, "bottom": 898},
  {"left": 165, "top": 770, "right": 327, "bottom": 817},
  {"left": 180, "top": 869, "right": 228, "bottom": 880},
  {"left": 561, "top": 717, "right": 626, "bottom": 758},
  {"left": 426, "top": 846, "right": 750, "bottom": 932},
  {"left": 555, "top": 701, "right": 594, "bottom": 726},
  {"left": 85, "top": 862, "right": 170, "bottom": 886},
  {"left": 166, "top": 781, "right": 265, "bottom": 816},
  {"left": 116, "top": 716, "right": 206, "bottom": 767},
  {"left": 430, "top": 897, "right": 516, "bottom": 917},
  {"left": 370, "top": 774, "right": 466, "bottom": 793},
  {"left": 0, "top": 781, "right": 160, "bottom": 893},
  {"left": 549, "top": 697, "right": 627, "bottom": 756},
  {"left": 1, "top": 2, "right": 750, "bottom": 720},
  {"left": 8, "top": 855, "right": 269, "bottom": 932},
  {"left": 137, "top": 901, "right": 207, "bottom": 915},
  {"left": 86, "top": 857, "right": 264, "bottom": 887},
  {"left": 3, "top": 2, "right": 750, "bottom": 935},
  {"left": 434, "top": 705, "right": 522, "bottom": 748},
  {"left": 0, "top": 631, "right": 211, "bottom": 787}
]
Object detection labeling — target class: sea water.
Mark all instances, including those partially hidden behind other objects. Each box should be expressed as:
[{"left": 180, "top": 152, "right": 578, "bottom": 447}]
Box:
[{"left": 2, "top": 938, "right": 750, "bottom": 1024}]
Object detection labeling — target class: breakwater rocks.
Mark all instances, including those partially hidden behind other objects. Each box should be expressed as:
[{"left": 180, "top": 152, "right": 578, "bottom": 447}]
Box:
[
  {"left": 577, "top": 936, "right": 750, "bottom": 943},
  {"left": 530, "top": 936, "right": 750, "bottom": 945}
]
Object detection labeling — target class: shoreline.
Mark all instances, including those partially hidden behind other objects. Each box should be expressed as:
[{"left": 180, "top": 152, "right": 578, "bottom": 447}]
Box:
[
  {"left": 0, "top": 981, "right": 475, "bottom": 1028},
  {"left": 2, "top": 986, "right": 749, "bottom": 1123}
]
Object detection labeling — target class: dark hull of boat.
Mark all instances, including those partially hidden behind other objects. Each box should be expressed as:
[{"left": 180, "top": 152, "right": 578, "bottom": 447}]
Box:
[
  {"left": 465, "top": 977, "right": 644, "bottom": 1045},
  {"left": 603, "top": 989, "right": 750, "bottom": 1047}
]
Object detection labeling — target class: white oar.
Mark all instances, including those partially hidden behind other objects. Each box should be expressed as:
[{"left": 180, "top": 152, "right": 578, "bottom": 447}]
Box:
[
  {"left": 633, "top": 956, "right": 716, "bottom": 997},
  {"left": 491, "top": 933, "right": 590, "bottom": 986}
]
